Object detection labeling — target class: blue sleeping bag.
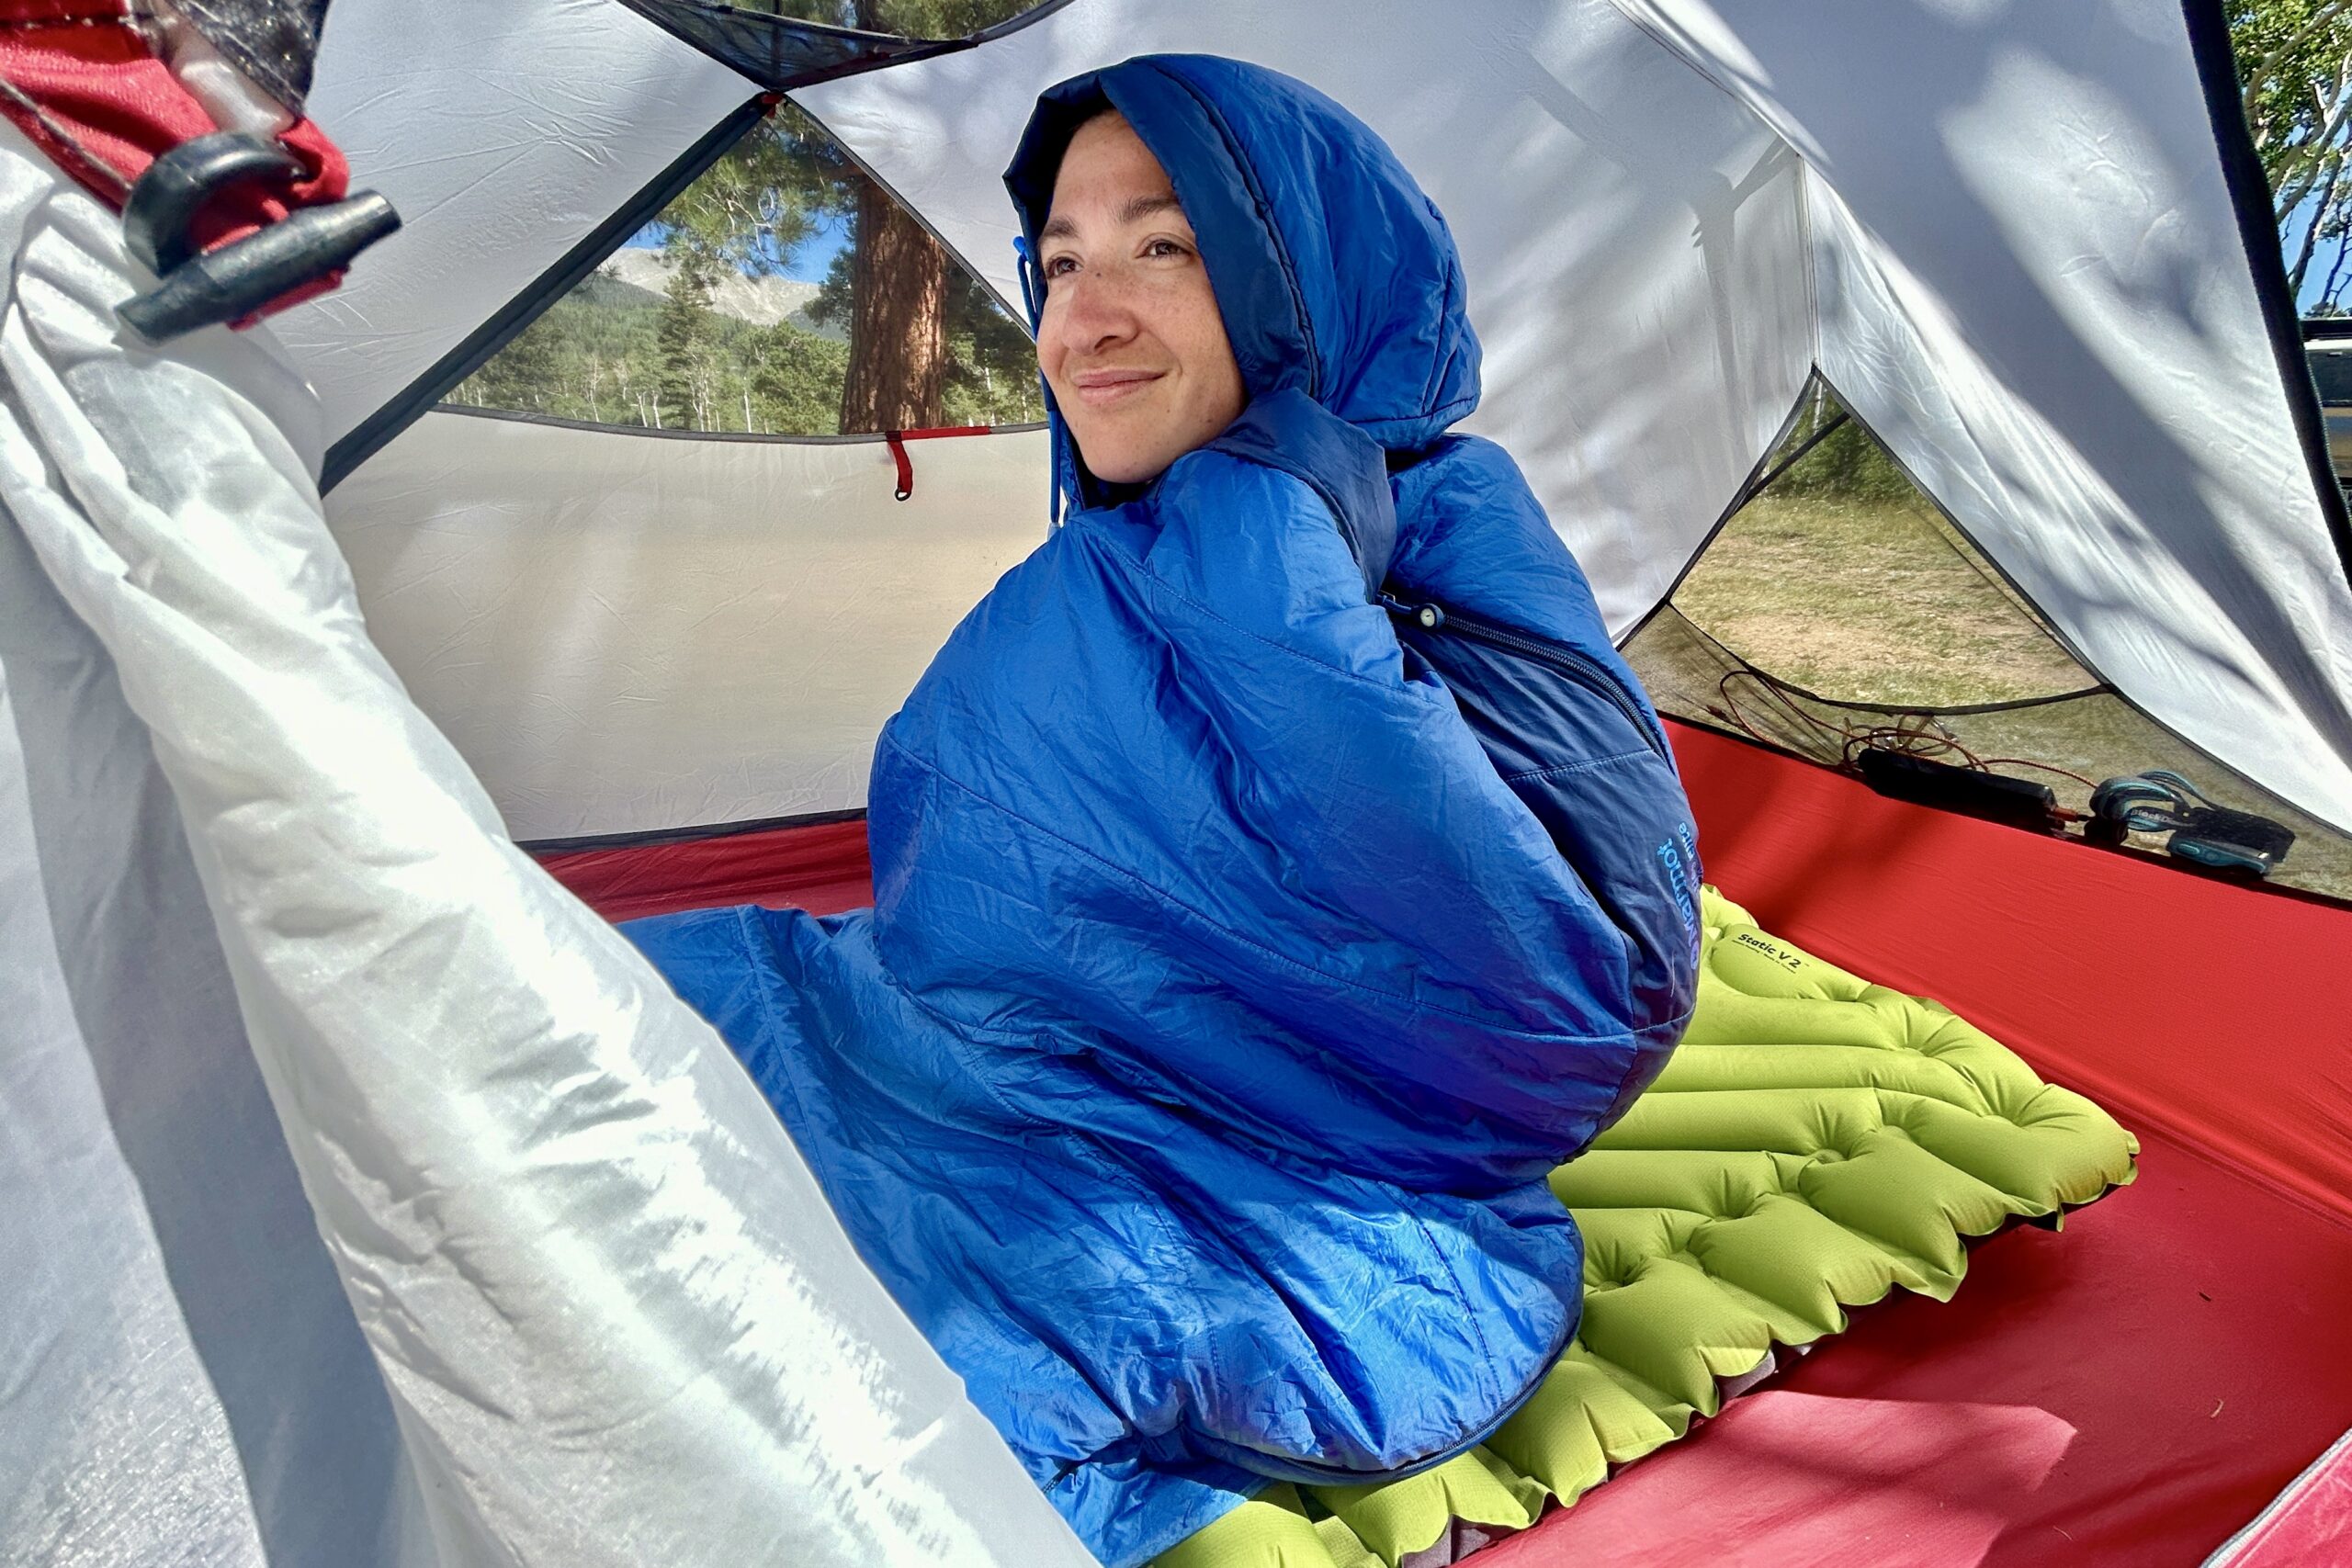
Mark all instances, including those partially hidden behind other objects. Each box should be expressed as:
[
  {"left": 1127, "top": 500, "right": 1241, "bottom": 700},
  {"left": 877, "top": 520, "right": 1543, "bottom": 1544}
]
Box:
[{"left": 625, "top": 55, "right": 1701, "bottom": 1567}]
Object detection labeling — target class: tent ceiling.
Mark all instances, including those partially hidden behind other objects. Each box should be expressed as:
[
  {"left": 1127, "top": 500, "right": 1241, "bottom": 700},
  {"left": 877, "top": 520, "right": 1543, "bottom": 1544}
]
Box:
[{"left": 790, "top": 0, "right": 2352, "bottom": 829}]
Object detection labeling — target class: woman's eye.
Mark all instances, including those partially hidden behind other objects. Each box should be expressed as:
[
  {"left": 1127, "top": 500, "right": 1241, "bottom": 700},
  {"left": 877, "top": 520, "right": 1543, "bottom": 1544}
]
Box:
[
  {"left": 1043, "top": 255, "right": 1078, "bottom": 278},
  {"left": 1146, "top": 238, "right": 1189, "bottom": 260}
]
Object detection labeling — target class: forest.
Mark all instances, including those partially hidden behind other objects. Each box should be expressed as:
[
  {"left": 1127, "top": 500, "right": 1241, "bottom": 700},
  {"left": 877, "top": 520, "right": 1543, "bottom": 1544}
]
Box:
[
  {"left": 448, "top": 1, "right": 1046, "bottom": 436},
  {"left": 447, "top": 254, "right": 1041, "bottom": 435}
]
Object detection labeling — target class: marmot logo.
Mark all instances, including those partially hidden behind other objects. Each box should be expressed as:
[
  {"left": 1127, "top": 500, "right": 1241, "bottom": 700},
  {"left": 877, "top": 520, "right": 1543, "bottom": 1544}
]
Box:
[{"left": 1656, "top": 826, "right": 1700, "bottom": 954}]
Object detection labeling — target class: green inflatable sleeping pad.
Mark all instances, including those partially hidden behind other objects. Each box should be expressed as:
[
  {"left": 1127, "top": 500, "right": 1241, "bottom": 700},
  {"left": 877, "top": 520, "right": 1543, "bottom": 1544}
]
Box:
[{"left": 1151, "top": 886, "right": 2138, "bottom": 1568}]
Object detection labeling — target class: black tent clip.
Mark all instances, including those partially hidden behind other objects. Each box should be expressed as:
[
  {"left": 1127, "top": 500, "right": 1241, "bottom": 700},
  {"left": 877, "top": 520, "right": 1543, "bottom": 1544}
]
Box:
[{"left": 116, "top": 131, "right": 401, "bottom": 344}]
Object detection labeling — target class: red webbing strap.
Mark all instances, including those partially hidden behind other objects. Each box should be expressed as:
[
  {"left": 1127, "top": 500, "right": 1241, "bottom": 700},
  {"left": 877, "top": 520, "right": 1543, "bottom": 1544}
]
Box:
[
  {"left": 883, "top": 424, "right": 1000, "bottom": 501},
  {"left": 0, "top": 3, "right": 351, "bottom": 317},
  {"left": 1665, "top": 718, "right": 2352, "bottom": 1229},
  {"left": 884, "top": 430, "right": 910, "bottom": 500}
]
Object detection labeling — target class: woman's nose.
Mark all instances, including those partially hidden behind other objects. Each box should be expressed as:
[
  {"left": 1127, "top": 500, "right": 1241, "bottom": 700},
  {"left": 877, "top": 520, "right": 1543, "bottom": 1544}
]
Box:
[{"left": 1053, "top": 267, "right": 1138, "bottom": 355}]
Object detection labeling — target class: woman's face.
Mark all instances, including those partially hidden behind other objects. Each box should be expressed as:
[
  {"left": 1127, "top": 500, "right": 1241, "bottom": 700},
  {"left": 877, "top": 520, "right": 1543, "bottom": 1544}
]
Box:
[{"left": 1037, "top": 112, "right": 1247, "bottom": 486}]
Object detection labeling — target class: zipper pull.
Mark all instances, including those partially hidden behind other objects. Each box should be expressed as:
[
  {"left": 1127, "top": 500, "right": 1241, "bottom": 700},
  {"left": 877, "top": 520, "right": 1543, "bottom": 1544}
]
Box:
[{"left": 1379, "top": 592, "right": 1445, "bottom": 631}]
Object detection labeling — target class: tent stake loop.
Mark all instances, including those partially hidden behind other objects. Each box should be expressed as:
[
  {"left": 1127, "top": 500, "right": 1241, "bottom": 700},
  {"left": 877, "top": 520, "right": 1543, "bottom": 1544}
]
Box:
[{"left": 886, "top": 430, "right": 912, "bottom": 500}]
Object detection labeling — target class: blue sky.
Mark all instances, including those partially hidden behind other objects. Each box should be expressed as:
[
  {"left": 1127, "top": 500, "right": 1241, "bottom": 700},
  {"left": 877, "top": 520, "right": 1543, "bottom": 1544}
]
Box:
[
  {"left": 2285, "top": 187, "right": 2351, "bottom": 311},
  {"left": 624, "top": 211, "right": 854, "bottom": 285}
]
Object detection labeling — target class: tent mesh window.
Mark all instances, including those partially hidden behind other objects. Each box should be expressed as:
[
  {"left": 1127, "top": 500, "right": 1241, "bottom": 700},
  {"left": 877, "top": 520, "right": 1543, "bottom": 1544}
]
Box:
[
  {"left": 611, "top": 1, "right": 1062, "bottom": 90},
  {"left": 443, "top": 98, "right": 1043, "bottom": 438},
  {"left": 1623, "top": 378, "right": 2352, "bottom": 902}
]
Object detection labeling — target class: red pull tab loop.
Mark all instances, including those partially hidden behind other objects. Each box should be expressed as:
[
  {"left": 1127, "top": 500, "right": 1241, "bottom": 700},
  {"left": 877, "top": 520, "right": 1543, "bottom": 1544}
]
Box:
[{"left": 886, "top": 430, "right": 912, "bottom": 501}]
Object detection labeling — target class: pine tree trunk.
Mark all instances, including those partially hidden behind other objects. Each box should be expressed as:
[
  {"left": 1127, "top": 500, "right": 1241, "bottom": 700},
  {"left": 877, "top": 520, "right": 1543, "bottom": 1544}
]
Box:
[{"left": 839, "top": 181, "right": 951, "bottom": 432}]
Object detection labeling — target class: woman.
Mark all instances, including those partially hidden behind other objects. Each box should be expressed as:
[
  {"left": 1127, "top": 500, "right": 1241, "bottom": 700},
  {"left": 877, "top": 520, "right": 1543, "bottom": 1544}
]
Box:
[{"left": 628, "top": 54, "right": 1701, "bottom": 1568}]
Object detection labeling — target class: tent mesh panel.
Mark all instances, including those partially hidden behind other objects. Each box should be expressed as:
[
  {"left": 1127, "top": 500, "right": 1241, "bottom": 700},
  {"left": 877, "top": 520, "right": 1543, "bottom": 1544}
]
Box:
[
  {"left": 1626, "top": 380, "right": 2352, "bottom": 902},
  {"left": 612, "top": 1, "right": 944, "bottom": 90},
  {"left": 610, "top": 2, "right": 1060, "bottom": 89},
  {"left": 442, "top": 101, "right": 1043, "bottom": 438}
]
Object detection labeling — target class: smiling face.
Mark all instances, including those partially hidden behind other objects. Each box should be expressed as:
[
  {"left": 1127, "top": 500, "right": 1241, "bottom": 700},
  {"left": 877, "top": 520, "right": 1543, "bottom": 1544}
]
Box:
[{"left": 1037, "top": 111, "right": 1248, "bottom": 487}]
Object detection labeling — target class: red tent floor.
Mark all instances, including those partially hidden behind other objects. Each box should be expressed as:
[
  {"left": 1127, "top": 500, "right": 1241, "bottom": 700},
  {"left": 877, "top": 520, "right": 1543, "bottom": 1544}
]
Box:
[
  {"left": 540, "top": 717, "right": 2352, "bottom": 1564},
  {"left": 1476, "top": 1125, "right": 2352, "bottom": 1567}
]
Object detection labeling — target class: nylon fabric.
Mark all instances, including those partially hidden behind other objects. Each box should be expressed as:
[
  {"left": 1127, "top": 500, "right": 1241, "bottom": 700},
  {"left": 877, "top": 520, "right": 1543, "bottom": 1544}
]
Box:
[
  {"left": 625, "top": 56, "right": 1700, "bottom": 1566},
  {"left": 0, "top": 118, "right": 410, "bottom": 1568},
  {"left": 323, "top": 412, "right": 1051, "bottom": 840},
  {"left": 0, "top": 123, "right": 1091, "bottom": 1568}
]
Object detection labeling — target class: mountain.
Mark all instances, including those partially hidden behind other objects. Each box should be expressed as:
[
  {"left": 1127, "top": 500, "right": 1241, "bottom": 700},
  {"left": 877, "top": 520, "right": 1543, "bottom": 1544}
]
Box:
[{"left": 598, "top": 247, "right": 841, "bottom": 340}]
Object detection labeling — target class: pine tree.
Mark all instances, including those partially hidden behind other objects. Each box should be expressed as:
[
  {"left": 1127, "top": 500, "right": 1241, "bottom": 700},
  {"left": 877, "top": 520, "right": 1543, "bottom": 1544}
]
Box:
[{"left": 656, "top": 254, "right": 721, "bottom": 428}]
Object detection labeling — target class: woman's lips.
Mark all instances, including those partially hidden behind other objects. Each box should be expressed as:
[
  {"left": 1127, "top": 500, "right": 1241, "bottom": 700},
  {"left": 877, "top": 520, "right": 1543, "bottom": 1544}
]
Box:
[{"left": 1069, "top": 368, "right": 1163, "bottom": 407}]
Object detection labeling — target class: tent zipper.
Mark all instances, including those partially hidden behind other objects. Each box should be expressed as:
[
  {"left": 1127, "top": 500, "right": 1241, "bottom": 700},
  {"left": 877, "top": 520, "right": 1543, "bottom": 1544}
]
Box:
[{"left": 1384, "top": 594, "right": 1668, "bottom": 760}]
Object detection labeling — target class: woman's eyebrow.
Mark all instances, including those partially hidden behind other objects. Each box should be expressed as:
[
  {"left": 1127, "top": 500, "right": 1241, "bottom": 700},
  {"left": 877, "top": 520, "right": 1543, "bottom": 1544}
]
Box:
[{"left": 1038, "top": 193, "right": 1184, "bottom": 244}]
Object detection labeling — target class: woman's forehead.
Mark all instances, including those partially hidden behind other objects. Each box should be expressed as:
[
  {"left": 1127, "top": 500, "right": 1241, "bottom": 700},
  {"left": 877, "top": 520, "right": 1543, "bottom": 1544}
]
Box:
[{"left": 1041, "top": 114, "right": 1185, "bottom": 239}]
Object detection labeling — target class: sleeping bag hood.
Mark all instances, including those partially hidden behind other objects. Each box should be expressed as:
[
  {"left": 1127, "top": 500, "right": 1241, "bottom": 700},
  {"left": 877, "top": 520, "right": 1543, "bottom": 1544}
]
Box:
[{"left": 626, "top": 54, "right": 1702, "bottom": 1568}]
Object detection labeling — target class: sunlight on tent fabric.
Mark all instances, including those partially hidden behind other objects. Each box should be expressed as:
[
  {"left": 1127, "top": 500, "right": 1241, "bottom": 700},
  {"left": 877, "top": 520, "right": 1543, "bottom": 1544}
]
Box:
[
  {"left": 1544, "top": 1390, "right": 2076, "bottom": 1562},
  {"left": 1625, "top": 0, "right": 2352, "bottom": 829}
]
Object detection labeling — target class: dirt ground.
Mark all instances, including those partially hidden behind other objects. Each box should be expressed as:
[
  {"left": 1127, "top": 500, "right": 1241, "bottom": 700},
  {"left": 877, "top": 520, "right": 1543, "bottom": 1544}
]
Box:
[{"left": 1670, "top": 493, "right": 2093, "bottom": 707}]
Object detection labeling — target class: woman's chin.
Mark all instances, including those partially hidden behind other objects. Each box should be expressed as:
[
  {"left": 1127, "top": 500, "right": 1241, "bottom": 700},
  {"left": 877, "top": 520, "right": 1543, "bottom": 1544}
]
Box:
[{"left": 1077, "top": 438, "right": 1177, "bottom": 488}]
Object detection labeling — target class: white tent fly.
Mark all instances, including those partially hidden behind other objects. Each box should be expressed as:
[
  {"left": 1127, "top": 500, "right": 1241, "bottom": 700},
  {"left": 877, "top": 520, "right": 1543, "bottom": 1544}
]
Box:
[{"left": 5, "top": 1, "right": 2348, "bottom": 1565}]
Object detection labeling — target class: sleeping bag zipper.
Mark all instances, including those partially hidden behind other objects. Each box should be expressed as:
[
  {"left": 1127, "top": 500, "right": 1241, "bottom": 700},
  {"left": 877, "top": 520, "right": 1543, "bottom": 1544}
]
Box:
[{"left": 1383, "top": 593, "right": 1669, "bottom": 759}]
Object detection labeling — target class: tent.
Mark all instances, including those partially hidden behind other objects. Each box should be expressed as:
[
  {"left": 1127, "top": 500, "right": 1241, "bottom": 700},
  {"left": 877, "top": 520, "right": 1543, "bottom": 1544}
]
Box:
[{"left": 5, "top": 1, "right": 2350, "bottom": 1564}]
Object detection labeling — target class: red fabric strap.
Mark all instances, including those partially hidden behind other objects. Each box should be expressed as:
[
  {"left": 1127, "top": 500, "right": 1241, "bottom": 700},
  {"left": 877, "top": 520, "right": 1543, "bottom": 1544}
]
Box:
[{"left": 884, "top": 431, "right": 912, "bottom": 500}]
